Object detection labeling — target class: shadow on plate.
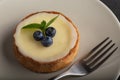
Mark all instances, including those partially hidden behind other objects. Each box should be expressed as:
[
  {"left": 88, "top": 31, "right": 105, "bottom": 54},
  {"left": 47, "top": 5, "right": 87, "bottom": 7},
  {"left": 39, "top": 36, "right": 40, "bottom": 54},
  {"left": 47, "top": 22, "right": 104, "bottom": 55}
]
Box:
[{"left": 1, "top": 26, "right": 23, "bottom": 67}]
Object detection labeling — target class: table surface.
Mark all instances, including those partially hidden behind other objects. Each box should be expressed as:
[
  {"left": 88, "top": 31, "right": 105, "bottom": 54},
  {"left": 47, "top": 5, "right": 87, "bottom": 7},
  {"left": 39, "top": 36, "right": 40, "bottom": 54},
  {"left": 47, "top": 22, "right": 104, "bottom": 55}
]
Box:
[{"left": 101, "top": 0, "right": 120, "bottom": 80}]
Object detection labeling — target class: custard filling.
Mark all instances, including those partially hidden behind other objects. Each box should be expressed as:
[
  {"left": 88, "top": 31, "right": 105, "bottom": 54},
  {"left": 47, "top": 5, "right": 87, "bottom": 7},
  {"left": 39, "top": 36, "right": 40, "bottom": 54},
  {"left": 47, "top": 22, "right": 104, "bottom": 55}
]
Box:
[{"left": 14, "top": 13, "right": 77, "bottom": 62}]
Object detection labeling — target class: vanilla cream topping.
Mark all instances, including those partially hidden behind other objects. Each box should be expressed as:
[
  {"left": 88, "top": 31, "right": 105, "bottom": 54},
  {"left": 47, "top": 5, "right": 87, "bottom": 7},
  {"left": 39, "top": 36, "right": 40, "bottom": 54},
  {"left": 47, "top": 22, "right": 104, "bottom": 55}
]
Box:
[{"left": 14, "top": 13, "right": 77, "bottom": 62}]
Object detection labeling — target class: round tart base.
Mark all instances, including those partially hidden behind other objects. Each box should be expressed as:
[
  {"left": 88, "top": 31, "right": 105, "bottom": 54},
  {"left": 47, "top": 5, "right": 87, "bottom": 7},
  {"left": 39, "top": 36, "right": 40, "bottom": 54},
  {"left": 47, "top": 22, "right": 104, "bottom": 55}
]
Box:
[{"left": 13, "top": 11, "right": 80, "bottom": 73}]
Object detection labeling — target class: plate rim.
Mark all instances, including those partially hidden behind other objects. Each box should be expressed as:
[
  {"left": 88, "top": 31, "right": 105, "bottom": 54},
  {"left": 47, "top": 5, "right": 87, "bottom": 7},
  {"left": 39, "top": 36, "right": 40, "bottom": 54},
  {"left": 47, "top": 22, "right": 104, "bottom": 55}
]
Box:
[
  {"left": 97, "top": 0, "right": 120, "bottom": 80},
  {"left": 97, "top": 0, "right": 120, "bottom": 29}
]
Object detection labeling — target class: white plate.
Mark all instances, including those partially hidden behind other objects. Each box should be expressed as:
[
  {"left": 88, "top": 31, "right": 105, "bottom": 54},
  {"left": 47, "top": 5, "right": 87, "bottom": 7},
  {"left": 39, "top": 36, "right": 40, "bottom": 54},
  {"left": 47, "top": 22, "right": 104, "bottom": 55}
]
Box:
[{"left": 0, "top": 0, "right": 120, "bottom": 80}]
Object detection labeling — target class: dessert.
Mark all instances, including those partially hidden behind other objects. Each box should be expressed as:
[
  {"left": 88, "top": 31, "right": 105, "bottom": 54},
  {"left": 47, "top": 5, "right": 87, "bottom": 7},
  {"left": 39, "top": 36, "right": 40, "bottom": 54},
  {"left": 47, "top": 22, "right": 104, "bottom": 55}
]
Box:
[{"left": 13, "top": 11, "right": 80, "bottom": 73}]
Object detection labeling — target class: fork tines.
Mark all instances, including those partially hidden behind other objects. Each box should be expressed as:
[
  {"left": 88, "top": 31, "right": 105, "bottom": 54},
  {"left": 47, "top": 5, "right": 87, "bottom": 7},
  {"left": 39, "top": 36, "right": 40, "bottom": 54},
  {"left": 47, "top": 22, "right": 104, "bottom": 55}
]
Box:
[{"left": 82, "top": 37, "right": 118, "bottom": 71}]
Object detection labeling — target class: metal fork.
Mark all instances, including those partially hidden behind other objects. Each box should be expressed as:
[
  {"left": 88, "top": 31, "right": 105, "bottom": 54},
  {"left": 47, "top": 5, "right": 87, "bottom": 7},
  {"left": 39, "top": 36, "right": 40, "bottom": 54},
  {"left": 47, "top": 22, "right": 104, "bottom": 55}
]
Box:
[{"left": 50, "top": 37, "right": 118, "bottom": 80}]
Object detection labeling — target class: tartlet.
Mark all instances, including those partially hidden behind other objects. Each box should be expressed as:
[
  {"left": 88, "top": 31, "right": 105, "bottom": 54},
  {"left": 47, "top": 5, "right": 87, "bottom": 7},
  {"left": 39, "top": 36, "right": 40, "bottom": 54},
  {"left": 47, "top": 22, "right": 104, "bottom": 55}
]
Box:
[{"left": 13, "top": 11, "right": 80, "bottom": 73}]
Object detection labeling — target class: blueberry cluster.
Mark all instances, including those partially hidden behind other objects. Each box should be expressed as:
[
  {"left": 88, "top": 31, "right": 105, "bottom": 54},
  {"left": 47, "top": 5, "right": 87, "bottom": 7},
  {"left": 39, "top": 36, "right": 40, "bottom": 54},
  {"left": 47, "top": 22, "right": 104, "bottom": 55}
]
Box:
[{"left": 33, "top": 27, "right": 56, "bottom": 47}]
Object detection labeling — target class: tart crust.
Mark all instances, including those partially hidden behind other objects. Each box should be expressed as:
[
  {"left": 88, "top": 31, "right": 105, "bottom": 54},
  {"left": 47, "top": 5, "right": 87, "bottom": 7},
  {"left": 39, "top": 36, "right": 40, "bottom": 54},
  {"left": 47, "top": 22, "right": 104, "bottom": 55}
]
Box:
[{"left": 13, "top": 11, "right": 80, "bottom": 73}]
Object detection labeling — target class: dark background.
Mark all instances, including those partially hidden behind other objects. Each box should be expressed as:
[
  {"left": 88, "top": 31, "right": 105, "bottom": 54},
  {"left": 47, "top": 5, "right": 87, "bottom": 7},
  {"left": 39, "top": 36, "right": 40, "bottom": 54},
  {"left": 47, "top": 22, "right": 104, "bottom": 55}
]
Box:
[
  {"left": 101, "top": 0, "right": 120, "bottom": 21},
  {"left": 101, "top": 0, "right": 120, "bottom": 80}
]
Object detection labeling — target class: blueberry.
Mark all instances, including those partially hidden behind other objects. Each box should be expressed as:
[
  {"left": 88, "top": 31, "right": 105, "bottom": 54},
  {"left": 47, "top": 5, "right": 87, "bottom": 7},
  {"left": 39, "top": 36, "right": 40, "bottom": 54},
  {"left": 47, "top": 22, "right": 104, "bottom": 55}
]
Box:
[
  {"left": 33, "top": 31, "right": 44, "bottom": 41},
  {"left": 41, "top": 36, "right": 53, "bottom": 47},
  {"left": 45, "top": 27, "right": 56, "bottom": 38}
]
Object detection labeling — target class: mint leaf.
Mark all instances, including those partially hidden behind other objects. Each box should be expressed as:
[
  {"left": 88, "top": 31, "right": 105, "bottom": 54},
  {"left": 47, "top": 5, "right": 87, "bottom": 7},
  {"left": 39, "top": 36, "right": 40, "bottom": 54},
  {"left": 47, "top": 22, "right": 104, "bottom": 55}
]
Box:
[
  {"left": 45, "top": 15, "right": 59, "bottom": 28},
  {"left": 40, "top": 20, "right": 46, "bottom": 30},
  {"left": 22, "top": 15, "right": 59, "bottom": 33},
  {"left": 22, "top": 23, "right": 41, "bottom": 29}
]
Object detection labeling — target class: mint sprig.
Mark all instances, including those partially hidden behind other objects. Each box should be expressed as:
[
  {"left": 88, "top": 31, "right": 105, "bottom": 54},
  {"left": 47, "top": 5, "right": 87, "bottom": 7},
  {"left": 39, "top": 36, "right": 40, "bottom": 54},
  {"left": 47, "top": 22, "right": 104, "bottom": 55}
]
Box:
[
  {"left": 40, "top": 20, "right": 46, "bottom": 30},
  {"left": 22, "top": 23, "right": 40, "bottom": 29},
  {"left": 22, "top": 15, "right": 59, "bottom": 31},
  {"left": 45, "top": 15, "right": 59, "bottom": 28}
]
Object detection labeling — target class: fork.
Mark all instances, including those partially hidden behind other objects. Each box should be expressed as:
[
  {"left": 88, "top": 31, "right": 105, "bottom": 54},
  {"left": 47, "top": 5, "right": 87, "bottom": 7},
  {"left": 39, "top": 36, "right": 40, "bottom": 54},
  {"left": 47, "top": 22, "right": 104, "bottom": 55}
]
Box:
[{"left": 50, "top": 37, "right": 118, "bottom": 80}]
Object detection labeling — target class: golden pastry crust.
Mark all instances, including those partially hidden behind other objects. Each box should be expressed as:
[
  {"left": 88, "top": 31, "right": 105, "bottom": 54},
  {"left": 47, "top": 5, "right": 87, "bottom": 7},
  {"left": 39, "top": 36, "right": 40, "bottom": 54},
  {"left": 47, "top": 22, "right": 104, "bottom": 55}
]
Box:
[{"left": 13, "top": 11, "right": 80, "bottom": 73}]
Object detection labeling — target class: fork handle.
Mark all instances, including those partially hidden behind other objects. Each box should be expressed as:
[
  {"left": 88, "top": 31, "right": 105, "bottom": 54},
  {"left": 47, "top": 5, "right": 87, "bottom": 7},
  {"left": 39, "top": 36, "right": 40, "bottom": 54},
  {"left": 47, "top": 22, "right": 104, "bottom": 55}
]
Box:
[{"left": 49, "top": 71, "right": 72, "bottom": 80}]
